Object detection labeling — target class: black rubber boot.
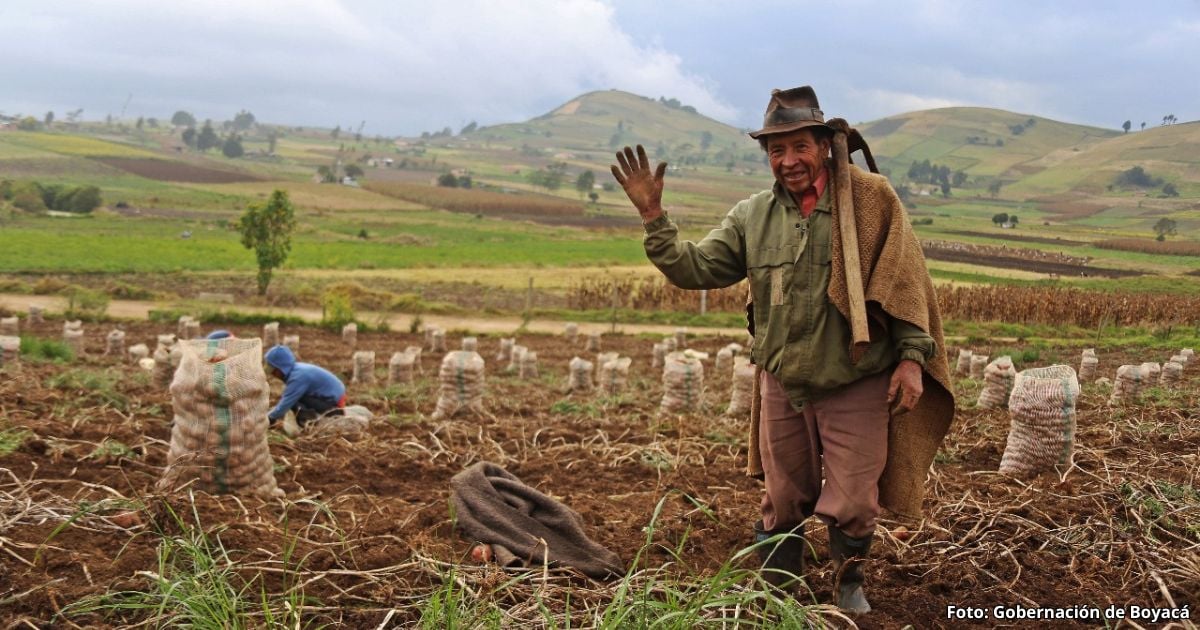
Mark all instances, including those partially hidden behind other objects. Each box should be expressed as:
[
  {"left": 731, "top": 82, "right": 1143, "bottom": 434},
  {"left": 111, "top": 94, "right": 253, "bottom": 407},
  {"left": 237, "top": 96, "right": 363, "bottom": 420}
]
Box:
[
  {"left": 753, "top": 520, "right": 806, "bottom": 591},
  {"left": 829, "top": 527, "right": 873, "bottom": 613}
]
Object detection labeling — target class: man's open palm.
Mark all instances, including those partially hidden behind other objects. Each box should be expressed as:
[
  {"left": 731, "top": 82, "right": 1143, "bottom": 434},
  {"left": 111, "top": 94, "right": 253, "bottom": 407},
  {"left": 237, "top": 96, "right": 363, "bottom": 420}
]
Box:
[{"left": 611, "top": 144, "right": 667, "bottom": 223}]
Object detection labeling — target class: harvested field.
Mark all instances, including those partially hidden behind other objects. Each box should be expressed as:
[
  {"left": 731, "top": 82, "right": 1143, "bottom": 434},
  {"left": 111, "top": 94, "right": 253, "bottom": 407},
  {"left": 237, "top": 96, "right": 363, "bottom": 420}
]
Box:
[
  {"left": 922, "top": 241, "right": 1141, "bottom": 278},
  {"left": 95, "top": 157, "right": 262, "bottom": 184},
  {"left": 1096, "top": 238, "right": 1200, "bottom": 257},
  {"left": 366, "top": 182, "right": 638, "bottom": 228},
  {"left": 1030, "top": 194, "right": 1109, "bottom": 219},
  {"left": 941, "top": 230, "right": 1087, "bottom": 247},
  {"left": 1, "top": 316, "right": 1197, "bottom": 627}
]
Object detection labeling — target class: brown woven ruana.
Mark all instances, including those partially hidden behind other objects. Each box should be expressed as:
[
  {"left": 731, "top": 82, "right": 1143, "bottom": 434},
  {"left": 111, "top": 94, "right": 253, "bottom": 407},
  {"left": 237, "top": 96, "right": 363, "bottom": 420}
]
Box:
[{"left": 160, "top": 338, "right": 282, "bottom": 498}]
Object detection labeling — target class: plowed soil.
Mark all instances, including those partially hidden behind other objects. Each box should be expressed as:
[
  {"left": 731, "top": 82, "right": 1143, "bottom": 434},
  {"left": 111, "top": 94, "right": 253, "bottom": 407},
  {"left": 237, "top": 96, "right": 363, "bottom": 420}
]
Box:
[
  {"left": 1, "top": 318, "right": 1196, "bottom": 628},
  {"left": 95, "top": 157, "right": 261, "bottom": 183}
]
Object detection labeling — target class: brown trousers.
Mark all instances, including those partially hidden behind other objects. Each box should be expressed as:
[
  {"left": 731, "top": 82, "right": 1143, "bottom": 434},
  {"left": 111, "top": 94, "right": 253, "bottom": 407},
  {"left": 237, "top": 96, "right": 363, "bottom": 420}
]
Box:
[{"left": 758, "top": 369, "right": 891, "bottom": 539}]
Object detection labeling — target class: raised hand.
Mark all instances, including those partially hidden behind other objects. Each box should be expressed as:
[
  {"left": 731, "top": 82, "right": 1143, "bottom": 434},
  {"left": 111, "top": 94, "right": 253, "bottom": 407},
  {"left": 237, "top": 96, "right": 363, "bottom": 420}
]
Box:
[{"left": 610, "top": 144, "right": 667, "bottom": 223}]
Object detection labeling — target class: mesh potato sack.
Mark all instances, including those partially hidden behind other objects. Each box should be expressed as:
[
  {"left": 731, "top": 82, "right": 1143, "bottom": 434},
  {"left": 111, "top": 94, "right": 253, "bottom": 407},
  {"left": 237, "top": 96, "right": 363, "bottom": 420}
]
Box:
[
  {"left": 585, "top": 332, "right": 601, "bottom": 353},
  {"left": 160, "top": 338, "right": 283, "bottom": 498},
  {"left": 462, "top": 337, "right": 478, "bottom": 353},
  {"left": 660, "top": 352, "right": 704, "bottom": 415},
  {"left": 969, "top": 354, "right": 989, "bottom": 380},
  {"left": 726, "top": 362, "right": 756, "bottom": 417},
  {"left": 598, "top": 356, "right": 631, "bottom": 395},
  {"left": 0, "top": 336, "right": 19, "bottom": 366},
  {"left": 1078, "top": 353, "right": 1098, "bottom": 382},
  {"left": 342, "top": 323, "right": 358, "bottom": 346},
  {"left": 999, "top": 365, "right": 1080, "bottom": 475},
  {"left": 565, "top": 322, "right": 578, "bottom": 344},
  {"left": 177, "top": 315, "right": 195, "bottom": 338},
  {"left": 507, "top": 345, "right": 527, "bottom": 373},
  {"left": 496, "top": 338, "right": 515, "bottom": 362},
  {"left": 955, "top": 349, "right": 972, "bottom": 376},
  {"left": 1161, "top": 361, "right": 1183, "bottom": 386},
  {"left": 431, "top": 330, "right": 446, "bottom": 353},
  {"left": 283, "top": 335, "right": 301, "bottom": 358},
  {"left": 976, "top": 356, "right": 1016, "bottom": 409},
  {"left": 568, "top": 357, "right": 594, "bottom": 393},
  {"left": 106, "top": 329, "right": 126, "bottom": 356},
  {"left": 128, "top": 343, "right": 150, "bottom": 364},
  {"left": 431, "top": 351, "right": 486, "bottom": 419},
  {"left": 29, "top": 306, "right": 44, "bottom": 324},
  {"left": 652, "top": 342, "right": 666, "bottom": 369},
  {"left": 1109, "top": 364, "right": 1146, "bottom": 405},
  {"left": 0, "top": 317, "right": 17, "bottom": 336},
  {"left": 153, "top": 346, "right": 174, "bottom": 387},
  {"left": 519, "top": 351, "right": 539, "bottom": 379},
  {"left": 389, "top": 350, "right": 415, "bottom": 385},
  {"left": 63, "top": 328, "right": 85, "bottom": 357},
  {"left": 263, "top": 322, "right": 280, "bottom": 349},
  {"left": 674, "top": 327, "right": 688, "bottom": 349},
  {"left": 352, "top": 350, "right": 376, "bottom": 384},
  {"left": 183, "top": 320, "right": 201, "bottom": 340},
  {"left": 404, "top": 345, "right": 424, "bottom": 373},
  {"left": 1141, "top": 362, "right": 1161, "bottom": 383},
  {"left": 715, "top": 347, "right": 734, "bottom": 377}
]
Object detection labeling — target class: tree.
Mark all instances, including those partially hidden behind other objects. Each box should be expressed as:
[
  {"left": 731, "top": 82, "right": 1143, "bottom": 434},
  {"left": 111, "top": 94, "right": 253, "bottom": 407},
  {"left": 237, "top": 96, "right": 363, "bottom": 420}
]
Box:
[
  {"left": 232, "top": 110, "right": 256, "bottom": 131},
  {"left": 991, "top": 212, "right": 1010, "bottom": 226},
  {"left": 588, "top": 191, "right": 599, "bottom": 204},
  {"left": 331, "top": 125, "right": 341, "bottom": 140},
  {"left": 181, "top": 126, "right": 197, "bottom": 148},
  {"left": 1122, "top": 120, "right": 1131, "bottom": 133},
  {"left": 1163, "top": 182, "right": 1179, "bottom": 197},
  {"left": 196, "top": 120, "right": 220, "bottom": 151},
  {"left": 1153, "top": 218, "right": 1178, "bottom": 241},
  {"left": 135, "top": 117, "right": 144, "bottom": 130},
  {"left": 171, "top": 110, "right": 196, "bottom": 127},
  {"left": 940, "top": 181, "right": 951, "bottom": 198},
  {"left": 460, "top": 121, "right": 477, "bottom": 135},
  {"left": 343, "top": 163, "right": 364, "bottom": 179},
  {"left": 1141, "top": 121, "right": 1146, "bottom": 131},
  {"left": 237, "top": 189, "right": 297, "bottom": 295},
  {"left": 987, "top": 180, "right": 1002, "bottom": 198},
  {"left": 1009, "top": 214, "right": 1019, "bottom": 227},
  {"left": 44, "top": 111, "right": 54, "bottom": 128},
  {"left": 437, "top": 172, "right": 459, "bottom": 187},
  {"left": 952, "top": 170, "right": 968, "bottom": 188},
  {"left": 700, "top": 130, "right": 713, "bottom": 152},
  {"left": 266, "top": 129, "right": 279, "bottom": 154},
  {"left": 146, "top": 117, "right": 159, "bottom": 128},
  {"left": 221, "top": 134, "right": 244, "bottom": 158},
  {"left": 575, "top": 170, "right": 595, "bottom": 199}
]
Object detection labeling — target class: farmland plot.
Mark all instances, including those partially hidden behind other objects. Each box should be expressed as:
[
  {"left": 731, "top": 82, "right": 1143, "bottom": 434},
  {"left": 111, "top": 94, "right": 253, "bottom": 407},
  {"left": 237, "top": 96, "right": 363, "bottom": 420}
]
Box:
[{"left": 0, "top": 317, "right": 1197, "bottom": 628}]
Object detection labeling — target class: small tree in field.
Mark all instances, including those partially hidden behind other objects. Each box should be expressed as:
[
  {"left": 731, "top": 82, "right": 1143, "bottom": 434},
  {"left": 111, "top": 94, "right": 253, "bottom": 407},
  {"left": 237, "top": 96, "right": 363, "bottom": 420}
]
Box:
[
  {"left": 237, "top": 190, "right": 297, "bottom": 295},
  {"left": 575, "top": 170, "right": 595, "bottom": 199},
  {"left": 1153, "top": 217, "right": 1177, "bottom": 242}
]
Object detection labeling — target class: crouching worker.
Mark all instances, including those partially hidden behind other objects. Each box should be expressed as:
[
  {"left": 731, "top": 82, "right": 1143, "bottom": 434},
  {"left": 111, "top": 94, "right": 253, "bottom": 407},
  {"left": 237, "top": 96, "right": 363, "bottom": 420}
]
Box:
[{"left": 265, "top": 345, "right": 346, "bottom": 427}]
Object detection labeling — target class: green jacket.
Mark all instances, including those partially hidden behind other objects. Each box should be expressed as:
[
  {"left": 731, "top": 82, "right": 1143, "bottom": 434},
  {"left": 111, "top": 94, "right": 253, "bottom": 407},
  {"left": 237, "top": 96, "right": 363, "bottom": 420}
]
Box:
[{"left": 643, "top": 180, "right": 935, "bottom": 409}]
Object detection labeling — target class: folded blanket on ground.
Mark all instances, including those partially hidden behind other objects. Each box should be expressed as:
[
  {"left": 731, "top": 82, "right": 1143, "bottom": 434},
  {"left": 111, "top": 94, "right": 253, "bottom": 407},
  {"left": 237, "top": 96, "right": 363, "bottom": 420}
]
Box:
[{"left": 449, "top": 461, "right": 623, "bottom": 580}]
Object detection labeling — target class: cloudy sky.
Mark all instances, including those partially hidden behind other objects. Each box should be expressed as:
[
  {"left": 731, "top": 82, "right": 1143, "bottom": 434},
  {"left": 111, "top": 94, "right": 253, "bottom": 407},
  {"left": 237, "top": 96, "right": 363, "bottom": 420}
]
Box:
[{"left": 1, "top": 0, "right": 1197, "bottom": 136}]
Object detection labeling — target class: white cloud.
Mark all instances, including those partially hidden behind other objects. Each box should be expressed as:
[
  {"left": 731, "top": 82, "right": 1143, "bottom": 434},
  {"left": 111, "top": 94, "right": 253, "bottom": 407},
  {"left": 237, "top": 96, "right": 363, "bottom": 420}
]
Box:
[{"left": 0, "top": 0, "right": 737, "bottom": 133}]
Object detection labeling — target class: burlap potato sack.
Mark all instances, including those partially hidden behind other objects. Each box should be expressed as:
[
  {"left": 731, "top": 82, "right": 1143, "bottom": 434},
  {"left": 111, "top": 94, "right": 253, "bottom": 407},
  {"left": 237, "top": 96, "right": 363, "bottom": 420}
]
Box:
[
  {"left": 431, "top": 351, "right": 487, "bottom": 419},
  {"left": 999, "top": 365, "right": 1079, "bottom": 476}
]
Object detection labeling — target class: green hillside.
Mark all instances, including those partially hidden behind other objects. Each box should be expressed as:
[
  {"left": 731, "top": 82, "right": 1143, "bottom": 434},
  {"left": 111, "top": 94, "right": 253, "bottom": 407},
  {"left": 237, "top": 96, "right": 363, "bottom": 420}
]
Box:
[{"left": 860, "top": 107, "right": 1120, "bottom": 180}]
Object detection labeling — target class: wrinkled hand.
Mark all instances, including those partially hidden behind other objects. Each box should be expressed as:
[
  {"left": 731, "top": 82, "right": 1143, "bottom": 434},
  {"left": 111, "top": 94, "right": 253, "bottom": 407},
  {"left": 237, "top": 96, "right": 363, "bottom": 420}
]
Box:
[
  {"left": 887, "top": 359, "right": 924, "bottom": 416},
  {"left": 610, "top": 144, "right": 667, "bottom": 223}
]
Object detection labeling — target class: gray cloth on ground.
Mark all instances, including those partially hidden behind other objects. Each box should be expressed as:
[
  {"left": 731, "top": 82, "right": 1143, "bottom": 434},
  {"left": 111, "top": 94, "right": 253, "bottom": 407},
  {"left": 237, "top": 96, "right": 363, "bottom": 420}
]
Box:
[{"left": 449, "top": 461, "right": 623, "bottom": 580}]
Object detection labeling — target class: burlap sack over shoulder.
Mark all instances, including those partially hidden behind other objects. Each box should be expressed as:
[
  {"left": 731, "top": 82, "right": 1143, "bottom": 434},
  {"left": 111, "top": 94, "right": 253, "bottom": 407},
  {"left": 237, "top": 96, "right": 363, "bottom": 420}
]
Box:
[
  {"left": 660, "top": 352, "right": 704, "bottom": 415},
  {"left": 999, "top": 365, "right": 1079, "bottom": 476},
  {"left": 976, "top": 356, "right": 1016, "bottom": 409},
  {"left": 568, "top": 357, "right": 594, "bottom": 393},
  {"left": 160, "top": 338, "right": 283, "bottom": 498},
  {"left": 431, "top": 351, "right": 487, "bottom": 419},
  {"left": 450, "top": 461, "right": 623, "bottom": 580},
  {"left": 0, "top": 317, "right": 18, "bottom": 336}
]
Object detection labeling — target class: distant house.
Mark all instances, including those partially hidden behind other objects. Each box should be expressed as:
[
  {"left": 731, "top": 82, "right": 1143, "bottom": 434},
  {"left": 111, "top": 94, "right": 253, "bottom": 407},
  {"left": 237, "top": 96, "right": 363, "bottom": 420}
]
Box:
[
  {"left": 1000, "top": 222, "right": 1015, "bottom": 229},
  {"left": 341, "top": 176, "right": 360, "bottom": 187}
]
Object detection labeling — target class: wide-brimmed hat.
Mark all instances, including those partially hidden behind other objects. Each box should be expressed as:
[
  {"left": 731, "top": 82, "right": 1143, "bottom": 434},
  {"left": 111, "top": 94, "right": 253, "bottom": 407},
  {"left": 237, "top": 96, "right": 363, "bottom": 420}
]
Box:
[{"left": 747, "top": 86, "right": 832, "bottom": 139}]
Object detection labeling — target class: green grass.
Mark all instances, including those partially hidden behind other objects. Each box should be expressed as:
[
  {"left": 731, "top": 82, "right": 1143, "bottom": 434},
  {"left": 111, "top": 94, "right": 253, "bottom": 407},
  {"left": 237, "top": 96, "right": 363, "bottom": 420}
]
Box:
[
  {"left": 20, "top": 335, "right": 73, "bottom": 362},
  {"left": 46, "top": 368, "right": 128, "bottom": 410},
  {"left": 0, "top": 425, "right": 32, "bottom": 456}
]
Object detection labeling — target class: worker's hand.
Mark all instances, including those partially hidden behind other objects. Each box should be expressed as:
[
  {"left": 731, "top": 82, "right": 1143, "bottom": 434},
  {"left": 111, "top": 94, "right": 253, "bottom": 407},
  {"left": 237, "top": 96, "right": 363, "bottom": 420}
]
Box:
[
  {"left": 611, "top": 144, "right": 667, "bottom": 224},
  {"left": 887, "top": 359, "right": 924, "bottom": 416}
]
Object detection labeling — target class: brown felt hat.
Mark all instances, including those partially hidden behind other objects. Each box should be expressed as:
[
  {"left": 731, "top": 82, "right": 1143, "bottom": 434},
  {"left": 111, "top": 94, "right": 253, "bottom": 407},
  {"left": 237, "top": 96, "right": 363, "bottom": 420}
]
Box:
[{"left": 747, "top": 85, "right": 832, "bottom": 139}]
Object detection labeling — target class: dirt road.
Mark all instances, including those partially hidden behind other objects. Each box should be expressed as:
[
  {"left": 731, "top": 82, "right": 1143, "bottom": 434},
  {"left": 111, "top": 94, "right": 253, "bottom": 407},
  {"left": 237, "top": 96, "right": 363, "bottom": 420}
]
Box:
[{"left": 0, "top": 293, "right": 750, "bottom": 338}]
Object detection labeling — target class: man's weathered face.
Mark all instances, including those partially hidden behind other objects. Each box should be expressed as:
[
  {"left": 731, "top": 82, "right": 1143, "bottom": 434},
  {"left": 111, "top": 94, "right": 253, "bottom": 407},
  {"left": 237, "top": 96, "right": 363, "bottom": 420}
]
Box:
[{"left": 765, "top": 128, "right": 831, "bottom": 197}]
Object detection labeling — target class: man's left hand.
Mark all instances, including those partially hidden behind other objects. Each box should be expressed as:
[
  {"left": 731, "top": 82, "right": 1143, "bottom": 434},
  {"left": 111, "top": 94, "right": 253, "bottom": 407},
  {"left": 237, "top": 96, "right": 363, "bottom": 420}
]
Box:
[{"left": 887, "top": 359, "right": 924, "bottom": 416}]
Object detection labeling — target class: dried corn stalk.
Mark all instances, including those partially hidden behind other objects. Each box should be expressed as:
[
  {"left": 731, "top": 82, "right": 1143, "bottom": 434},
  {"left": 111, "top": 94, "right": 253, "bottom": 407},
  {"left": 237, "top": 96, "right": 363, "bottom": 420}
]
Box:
[
  {"left": 976, "top": 356, "right": 1016, "bottom": 409},
  {"left": 161, "top": 338, "right": 283, "bottom": 498},
  {"left": 431, "top": 351, "right": 486, "bottom": 419},
  {"left": 999, "top": 365, "right": 1079, "bottom": 476}
]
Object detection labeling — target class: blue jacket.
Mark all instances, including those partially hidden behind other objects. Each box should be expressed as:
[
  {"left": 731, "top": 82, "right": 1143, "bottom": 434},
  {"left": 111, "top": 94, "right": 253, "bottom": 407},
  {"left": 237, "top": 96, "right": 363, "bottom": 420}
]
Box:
[{"left": 264, "top": 345, "right": 346, "bottom": 420}]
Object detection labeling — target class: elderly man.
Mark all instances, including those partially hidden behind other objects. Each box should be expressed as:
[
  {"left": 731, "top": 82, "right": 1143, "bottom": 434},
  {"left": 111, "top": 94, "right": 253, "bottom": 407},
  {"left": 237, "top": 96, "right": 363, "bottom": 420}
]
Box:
[{"left": 612, "top": 86, "right": 954, "bottom": 613}]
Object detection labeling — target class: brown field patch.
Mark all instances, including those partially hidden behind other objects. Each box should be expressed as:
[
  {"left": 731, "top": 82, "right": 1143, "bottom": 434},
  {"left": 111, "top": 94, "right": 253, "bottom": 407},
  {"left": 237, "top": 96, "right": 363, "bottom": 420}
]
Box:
[
  {"left": 95, "top": 157, "right": 262, "bottom": 183},
  {"left": 1097, "top": 238, "right": 1200, "bottom": 257},
  {"left": 1029, "top": 194, "right": 1109, "bottom": 219},
  {"left": 941, "top": 229, "right": 1087, "bottom": 246}
]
